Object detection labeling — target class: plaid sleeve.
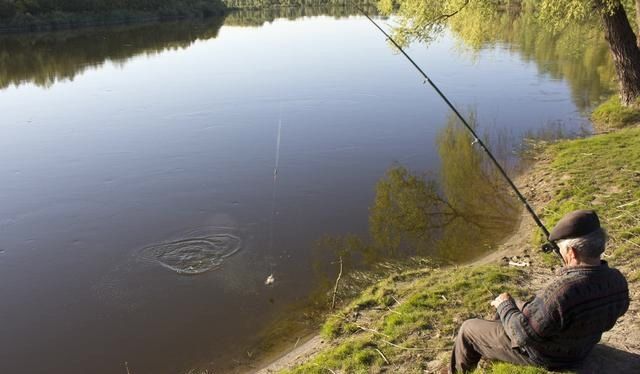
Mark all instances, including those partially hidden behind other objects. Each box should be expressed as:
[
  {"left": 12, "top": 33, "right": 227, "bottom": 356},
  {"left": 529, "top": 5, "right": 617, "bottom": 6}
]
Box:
[{"left": 497, "top": 292, "right": 562, "bottom": 348}]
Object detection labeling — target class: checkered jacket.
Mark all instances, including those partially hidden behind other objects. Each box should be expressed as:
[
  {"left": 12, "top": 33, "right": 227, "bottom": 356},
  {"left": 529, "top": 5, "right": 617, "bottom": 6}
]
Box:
[{"left": 497, "top": 261, "right": 629, "bottom": 369}]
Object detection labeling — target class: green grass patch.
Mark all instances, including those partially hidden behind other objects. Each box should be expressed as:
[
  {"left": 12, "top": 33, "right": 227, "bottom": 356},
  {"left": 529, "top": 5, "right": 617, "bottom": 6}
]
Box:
[
  {"left": 591, "top": 96, "right": 640, "bottom": 129},
  {"left": 535, "top": 127, "right": 640, "bottom": 274},
  {"left": 284, "top": 265, "right": 529, "bottom": 373},
  {"left": 473, "top": 362, "right": 565, "bottom": 374}
]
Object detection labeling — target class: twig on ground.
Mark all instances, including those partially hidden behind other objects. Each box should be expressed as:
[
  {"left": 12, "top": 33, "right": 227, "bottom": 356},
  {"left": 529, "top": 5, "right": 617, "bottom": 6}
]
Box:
[
  {"left": 618, "top": 199, "right": 640, "bottom": 208},
  {"left": 375, "top": 348, "right": 391, "bottom": 365},
  {"left": 331, "top": 257, "right": 343, "bottom": 310},
  {"left": 622, "top": 238, "right": 640, "bottom": 250},
  {"left": 391, "top": 295, "right": 402, "bottom": 305},
  {"left": 387, "top": 306, "right": 403, "bottom": 316},
  {"left": 356, "top": 324, "right": 391, "bottom": 339},
  {"left": 294, "top": 337, "right": 301, "bottom": 349},
  {"left": 483, "top": 284, "right": 496, "bottom": 298},
  {"left": 381, "top": 339, "right": 427, "bottom": 351}
]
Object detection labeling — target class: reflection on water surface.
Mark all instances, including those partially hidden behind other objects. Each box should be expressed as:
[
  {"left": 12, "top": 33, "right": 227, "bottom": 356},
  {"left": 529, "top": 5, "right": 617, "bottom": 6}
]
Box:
[{"left": 0, "top": 6, "right": 608, "bottom": 374}]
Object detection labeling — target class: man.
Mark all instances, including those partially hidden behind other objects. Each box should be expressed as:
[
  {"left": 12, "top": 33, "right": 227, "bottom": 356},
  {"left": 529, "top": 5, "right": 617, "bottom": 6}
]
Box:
[{"left": 449, "top": 210, "right": 630, "bottom": 373}]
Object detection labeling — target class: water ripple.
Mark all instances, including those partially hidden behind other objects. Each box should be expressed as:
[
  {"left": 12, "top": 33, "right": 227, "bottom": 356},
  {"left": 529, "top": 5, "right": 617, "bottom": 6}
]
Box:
[{"left": 139, "top": 233, "right": 242, "bottom": 275}]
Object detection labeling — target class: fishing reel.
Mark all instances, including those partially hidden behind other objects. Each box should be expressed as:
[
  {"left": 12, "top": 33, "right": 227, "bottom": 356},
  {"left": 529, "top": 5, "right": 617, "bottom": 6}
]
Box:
[
  {"left": 541, "top": 241, "right": 562, "bottom": 258},
  {"left": 541, "top": 242, "right": 556, "bottom": 253}
]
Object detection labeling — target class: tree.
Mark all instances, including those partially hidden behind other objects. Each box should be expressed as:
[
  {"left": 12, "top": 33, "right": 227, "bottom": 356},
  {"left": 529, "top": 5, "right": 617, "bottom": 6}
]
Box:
[
  {"left": 445, "top": 4, "right": 616, "bottom": 111},
  {"left": 382, "top": 0, "right": 640, "bottom": 106},
  {"left": 368, "top": 113, "right": 519, "bottom": 262}
]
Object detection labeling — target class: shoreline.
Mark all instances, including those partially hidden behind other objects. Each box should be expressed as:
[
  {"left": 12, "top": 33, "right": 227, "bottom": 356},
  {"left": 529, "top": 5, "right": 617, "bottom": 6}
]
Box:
[
  {"left": 0, "top": 8, "right": 227, "bottom": 34},
  {"left": 0, "top": 3, "right": 376, "bottom": 34},
  {"left": 250, "top": 203, "right": 533, "bottom": 373},
  {"left": 250, "top": 125, "right": 640, "bottom": 373}
]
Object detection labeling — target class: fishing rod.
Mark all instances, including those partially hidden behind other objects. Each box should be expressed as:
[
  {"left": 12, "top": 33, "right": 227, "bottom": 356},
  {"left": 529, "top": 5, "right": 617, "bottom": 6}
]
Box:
[{"left": 356, "top": 7, "right": 562, "bottom": 259}]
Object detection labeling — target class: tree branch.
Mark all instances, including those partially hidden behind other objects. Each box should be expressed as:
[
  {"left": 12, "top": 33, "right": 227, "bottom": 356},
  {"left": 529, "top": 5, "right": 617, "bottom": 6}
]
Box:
[{"left": 431, "top": 0, "right": 471, "bottom": 24}]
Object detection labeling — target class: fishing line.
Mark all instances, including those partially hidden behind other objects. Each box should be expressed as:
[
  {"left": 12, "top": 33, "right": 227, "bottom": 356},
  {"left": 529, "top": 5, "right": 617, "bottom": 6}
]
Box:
[
  {"left": 267, "top": 104, "right": 283, "bottom": 277},
  {"left": 356, "top": 7, "right": 561, "bottom": 257}
]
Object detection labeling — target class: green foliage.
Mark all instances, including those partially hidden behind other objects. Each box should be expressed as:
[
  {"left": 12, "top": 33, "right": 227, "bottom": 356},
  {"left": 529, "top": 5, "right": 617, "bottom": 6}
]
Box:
[
  {"left": 383, "top": 2, "right": 616, "bottom": 112},
  {"left": 535, "top": 0, "right": 598, "bottom": 32},
  {"left": 223, "top": 0, "right": 374, "bottom": 9},
  {"left": 535, "top": 0, "right": 637, "bottom": 32},
  {"left": 383, "top": 0, "right": 638, "bottom": 42},
  {"left": 447, "top": 5, "right": 616, "bottom": 112},
  {"left": 378, "top": 0, "right": 485, "bottom": 45},
  {"left": 224, "top": 4, "right": 373, "bottom": 26},
  {"left": 284, "top": 337, "right": 385, "bottom": 373},
  {"left": 2, "top": 0, "right": 225, "bottom": 15},
  {"left": 592, "top": 95, "right": 640, "bottom": 128},
  {"left": 0, "top": 0, "right": 227, "bottom": 31}
]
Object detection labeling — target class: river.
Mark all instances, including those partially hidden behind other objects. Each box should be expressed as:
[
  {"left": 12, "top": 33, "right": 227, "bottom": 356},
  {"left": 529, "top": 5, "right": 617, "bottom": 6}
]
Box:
[{"left": 0, "top": 8, "right": 613, "bottom": 374}]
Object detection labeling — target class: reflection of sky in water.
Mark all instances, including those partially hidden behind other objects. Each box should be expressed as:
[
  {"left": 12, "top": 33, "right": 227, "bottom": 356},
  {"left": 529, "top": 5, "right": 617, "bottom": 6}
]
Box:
[{"left": 0, "top": 15, "right": 594, "bottom": 374}]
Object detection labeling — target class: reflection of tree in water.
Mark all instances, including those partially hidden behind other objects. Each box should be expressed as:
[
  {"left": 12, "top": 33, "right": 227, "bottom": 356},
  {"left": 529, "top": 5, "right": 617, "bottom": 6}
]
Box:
[
  {"left": 381, "top": 1, "right": 615, "bottom": 112},
  {"left": 371, "top": 113, "right": 519, "bottom": 262},
  {"left": 0, "top": 5, "right": 377, "bottom": 89},
  {"left": 0, "top": 17, "right": 225, "bottom": 89},
  {"left": 317, "top": 111, "right": 519, "bottom": 269},
  {"left": 447, "top": 7, "right": 615, "bottom": 112},
  {"left": 224, "top": 4, "right": 377, "bottom": 26}
]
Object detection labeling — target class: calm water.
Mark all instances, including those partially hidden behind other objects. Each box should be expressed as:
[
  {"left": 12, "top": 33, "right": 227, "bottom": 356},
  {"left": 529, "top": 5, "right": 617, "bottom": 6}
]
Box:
[{"left": 0, "top": 9, "right": 612, "bottom": 374}]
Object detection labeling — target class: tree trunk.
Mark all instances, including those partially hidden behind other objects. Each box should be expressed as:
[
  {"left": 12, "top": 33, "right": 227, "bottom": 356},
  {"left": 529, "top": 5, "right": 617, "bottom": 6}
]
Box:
[{"left": 600, "top": 1, "right": 640, "bottom": 105}]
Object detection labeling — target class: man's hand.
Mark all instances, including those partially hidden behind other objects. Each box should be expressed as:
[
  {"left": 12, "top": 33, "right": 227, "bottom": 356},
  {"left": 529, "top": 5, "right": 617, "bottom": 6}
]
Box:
[{"left": 490, "top": 292, "right": 512, "bottom": 308}]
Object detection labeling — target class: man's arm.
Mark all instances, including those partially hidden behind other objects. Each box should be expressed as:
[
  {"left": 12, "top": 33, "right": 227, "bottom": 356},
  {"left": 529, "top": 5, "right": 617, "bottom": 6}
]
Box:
[{"left": 491, "top": 292, "right": 562, "bottom": 348}]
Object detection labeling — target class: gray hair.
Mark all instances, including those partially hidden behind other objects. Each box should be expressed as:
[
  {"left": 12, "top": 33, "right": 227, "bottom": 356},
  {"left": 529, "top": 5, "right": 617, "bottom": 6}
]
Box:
[{"left": 557, "top": 228, "right": 607, "bottom": 259}]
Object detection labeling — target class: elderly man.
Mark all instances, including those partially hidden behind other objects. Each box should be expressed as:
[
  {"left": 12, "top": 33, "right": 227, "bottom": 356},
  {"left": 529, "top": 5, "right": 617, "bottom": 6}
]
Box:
[{"left": 449, "top": 210, "right": 630, "bottom": 373}]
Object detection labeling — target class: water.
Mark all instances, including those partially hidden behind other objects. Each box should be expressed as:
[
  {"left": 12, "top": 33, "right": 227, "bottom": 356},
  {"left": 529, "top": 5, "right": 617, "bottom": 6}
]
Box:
[{"left": 0, "top": 8, "right": 613, "bottom": 374}]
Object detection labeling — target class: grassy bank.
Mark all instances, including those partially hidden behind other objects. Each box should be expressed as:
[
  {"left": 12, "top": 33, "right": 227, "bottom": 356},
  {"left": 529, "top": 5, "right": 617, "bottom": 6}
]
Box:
[
  {"left": 592, "top": 96, "right": 640, "bottom": 130},
  {"left": 279, "top": 126, "right": 640, "bottom": 373},
  {"left": 0, "top": 0, "right": 226, "bottom": 33}
]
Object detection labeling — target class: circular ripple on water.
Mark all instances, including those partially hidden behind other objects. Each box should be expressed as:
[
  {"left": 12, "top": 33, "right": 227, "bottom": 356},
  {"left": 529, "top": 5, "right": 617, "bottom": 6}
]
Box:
[{"left": 139, "top": 234, "right": 242, "bottom": 275}]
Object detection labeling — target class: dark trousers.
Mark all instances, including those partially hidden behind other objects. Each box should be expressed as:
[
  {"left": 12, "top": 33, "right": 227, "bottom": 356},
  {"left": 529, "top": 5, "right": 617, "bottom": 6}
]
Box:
[{"left": 450, "top": 318, "right": 537, "bottom": 373}]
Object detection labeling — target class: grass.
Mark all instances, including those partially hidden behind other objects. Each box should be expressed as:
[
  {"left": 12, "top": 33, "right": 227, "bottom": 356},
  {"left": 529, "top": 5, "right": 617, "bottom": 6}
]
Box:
[
  {"left": 283, "top": 265, "right": 530, "bottom": 373},
  {"left": 472, "top": 362, "right": 561, "bottom": 374},
  {"left": 281, "top": 126, "right": 640, "bottom": 373},
  {"left": 591, "top": 96, "right": 640, "bottom": 129},
  {"left": 536, "top": 126, "right": 640, "bottom": 279}
]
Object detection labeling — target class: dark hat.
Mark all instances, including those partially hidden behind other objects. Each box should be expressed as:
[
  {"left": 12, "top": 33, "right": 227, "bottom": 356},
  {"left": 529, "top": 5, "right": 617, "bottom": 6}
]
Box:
[{"left": 549, "top": 210, "right": 601, "bottom": 241}]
